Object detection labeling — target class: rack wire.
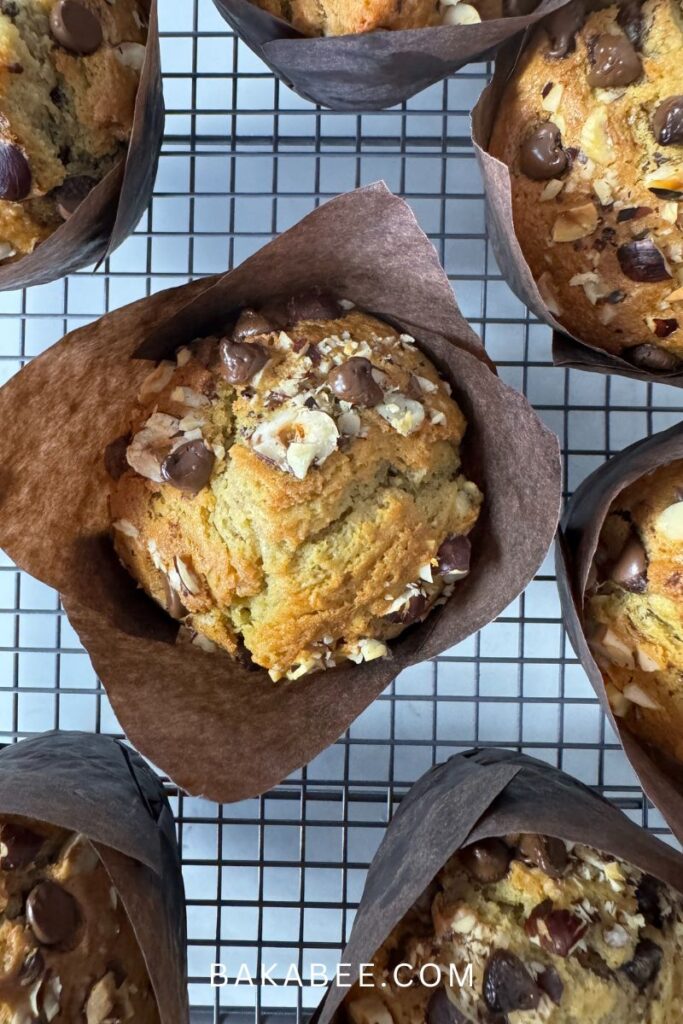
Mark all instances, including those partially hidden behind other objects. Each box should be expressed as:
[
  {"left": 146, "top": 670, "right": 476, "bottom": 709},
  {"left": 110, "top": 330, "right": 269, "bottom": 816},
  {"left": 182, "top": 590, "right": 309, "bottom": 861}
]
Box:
[{"left": 0, "top": 0, "right": 682, "bottom": 1020}]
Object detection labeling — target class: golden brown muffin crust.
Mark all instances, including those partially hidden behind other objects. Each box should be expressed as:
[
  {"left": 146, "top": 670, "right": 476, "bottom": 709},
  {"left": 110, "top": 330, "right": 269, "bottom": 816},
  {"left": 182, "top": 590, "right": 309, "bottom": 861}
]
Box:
[{"left": 249, "top": 0, "right": 502, "bottom": 37}]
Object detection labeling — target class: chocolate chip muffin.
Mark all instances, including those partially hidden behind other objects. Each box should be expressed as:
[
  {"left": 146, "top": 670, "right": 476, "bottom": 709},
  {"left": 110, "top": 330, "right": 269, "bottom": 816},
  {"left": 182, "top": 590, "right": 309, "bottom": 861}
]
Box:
[
  {"left": 107, "top": 292, "right": 483, "bottom": 682},
  {"left": 249, "top": 0, "right": 502, "bottom": 37},
  {"left": 0, "top": 814, "right": 159, "bottom": 1023},
  {"left": 0, "top": 0, "right": 147, "bottom": 262},
  {"left": 489, "top": 0, "right": 683, "bottom": 373},
  {"left": 585, "top": 459, "right": 683, "bottom": 764},
  {"left": 344, "top": 833, "right": 683, "bottom": 1024}
]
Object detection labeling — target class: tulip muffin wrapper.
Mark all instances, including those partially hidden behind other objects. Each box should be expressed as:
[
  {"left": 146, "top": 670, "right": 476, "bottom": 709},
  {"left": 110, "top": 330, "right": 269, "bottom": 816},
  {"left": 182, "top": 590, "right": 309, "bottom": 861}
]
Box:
[
  {"left": 472, "top": 32, "right": 683, "bottom": 388},
  {"left": 316, "top": 746, "right": 683, "bottom": 1024},
  {"left": 211, "top": 0, "right": 572, "bottom": 111},
  {"left": 0, "top": 0, "right": 164, "bottom": 292},
  {"left": 0, "top": 730, "right": 188, "bottom": 1024},
  {"left": 556, "top": 421, "right": 683, "bottom": 843},
  {"left": 0, "top": 182, "right": 561, "bottom": 802}
]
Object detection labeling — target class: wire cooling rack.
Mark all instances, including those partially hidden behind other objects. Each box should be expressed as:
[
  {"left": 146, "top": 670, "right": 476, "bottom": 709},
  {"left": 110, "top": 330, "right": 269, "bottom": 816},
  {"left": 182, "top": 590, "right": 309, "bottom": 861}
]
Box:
[{"left": 1, "top": 1, "right": 682, "bottom": 1020}]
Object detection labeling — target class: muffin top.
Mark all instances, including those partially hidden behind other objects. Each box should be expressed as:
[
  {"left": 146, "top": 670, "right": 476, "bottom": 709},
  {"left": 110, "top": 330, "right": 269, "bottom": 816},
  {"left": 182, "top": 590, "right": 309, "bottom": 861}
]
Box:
[
  {"left": 107, "top": 292, "right": 482, "bottom": 681},
  {"left": 586, "top": 459, "right": 683, "bottom": 764},
  {"left": 249, "top": 0, "right": 502, "bottom": 38},
  {"left": 345, "top": 832, "right": 683, "bottom": 1024},
  {"left": 0, "top": 0, "right": 146, "bottom": 260},
  {"left": 0, "top": 815, "right": 159, "bottom": 1024},
  {"left": 489, "top": 0, "right": 683, "bottom": 373}
]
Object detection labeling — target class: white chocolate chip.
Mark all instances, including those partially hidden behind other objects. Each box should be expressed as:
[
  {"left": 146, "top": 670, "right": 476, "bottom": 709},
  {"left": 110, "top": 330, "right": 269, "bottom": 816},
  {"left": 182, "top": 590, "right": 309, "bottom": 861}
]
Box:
[{"left": 655, "top": 501, "right": 683, "bottom": 541}]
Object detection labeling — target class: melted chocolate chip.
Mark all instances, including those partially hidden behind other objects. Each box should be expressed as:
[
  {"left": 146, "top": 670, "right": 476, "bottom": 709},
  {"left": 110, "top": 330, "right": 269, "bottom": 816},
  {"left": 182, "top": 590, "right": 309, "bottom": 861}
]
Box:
[
  {"left": 577, "top": 948, "right": 614, "bottom": 980},
  {"left": 286, "top": 289, "right": 342, "bottom": 325},
  {"left": 436, "top": 535, "right": 471, "bottom": 576},
  {"left": 587, "top": 34, "right": 642, "bottom": 88},
  {"left": 622, "top": 939, "right": 663, "bottom": 991},
  {"left": 637, "top": 875, "right": 663, "bottom": 929},
  {"left": 610, "top": 534, "right": 647, "bottom": 592},
  {"left": 220, "top": 337, "right": 269, "bottom": 384},
  {"left": 627, "top": 343, "right": 681, "bottom": 372},
  {"left": 617, "top": 239, "right": 671, "bottom": 283},
  {"left": 524, "top": 900, "right": 588, "bottom": 956},
  {"left": 0, "top": 823, "right": 43, "bottom": 869},
  {"left": 616, "top": 0, "right": 643, "bottom": 48},
  {"left": 616, "top": 206, "right": 652, "bottom": 223},
  {"left": 52, "top": 175, "right": 95, "bottom": 219},
  {"left": 653, "top": 96, "right": 683, "bottom": 146},
  {"left": 386, "top": 593, "right": 428, "bottom": 626},
  {"left": 545, "top": 0, "right": 585, "bottom": 58},
  {"left": 538, "top": 966, "right": 563, "bottom": 1005},
  {"left": 49, "top": 1, "right": 102, "bottom": 55},
  {"left": 328, "top": 357, "right": 383, "bottom": 407},
  {"left": 460, "top": 838, "right": 511, "bottom": 883},
  {"left": 104, "top": 434, "right": 131, "bottom": 481},
  {"left": 426, "top": 988, "right": 469, "bottom": 1024},
  {"left": 519, "top": 122, "right": 568, "bottom": 180},
  {"left": 27, "top": 881, "right": 81, "bottom": 948},
  {"left": 233, "top": 308, "right": 274, "bottom": 343},
  {"left": 18, "top": 949, "right": 44, "bottom": 987},
  {"left": 517, "top": 833, "right": 568, "bottom": 877},
  {"left": 483, "top": 950, "right": 540, "bottom": 1015},
  {"left": 161, "top": 440, "right": 215, "bottom": 496},
  {"left": 0, "top": 142, "right": 30, "bottom": 201},
  {"left": 653, "top": 318, "right": 678, "bottom": 338}
]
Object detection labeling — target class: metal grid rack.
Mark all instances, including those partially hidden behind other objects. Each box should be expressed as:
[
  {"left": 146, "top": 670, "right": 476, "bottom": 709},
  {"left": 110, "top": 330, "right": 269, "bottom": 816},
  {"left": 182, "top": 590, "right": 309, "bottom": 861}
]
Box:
[{"left": 0, "top": 0, "right": 682, "bottom": 1020}]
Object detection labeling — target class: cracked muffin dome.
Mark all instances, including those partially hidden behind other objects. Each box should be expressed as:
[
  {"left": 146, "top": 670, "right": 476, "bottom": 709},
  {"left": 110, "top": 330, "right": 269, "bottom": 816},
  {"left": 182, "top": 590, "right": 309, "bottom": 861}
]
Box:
[
  {"left": 585, "top": 459, "right": 683, "bottom": 765},
  {"left": 489, "top": 0, "right": 683, "bottom": 374},
  {"left": 107, "top": 292, "right": 483, "bottom": 682},
  {"left": 0, "top": 0, "right": 147, "bottom": 263},
  {"left": 248, "top": 0, "right": 503, "bottom": 38},
  {"left": 0, "top": 815, "right": 159, "bottom": 1024},
  {"left": 344, "top": 832, "right": 683, "bottom": 1024}
]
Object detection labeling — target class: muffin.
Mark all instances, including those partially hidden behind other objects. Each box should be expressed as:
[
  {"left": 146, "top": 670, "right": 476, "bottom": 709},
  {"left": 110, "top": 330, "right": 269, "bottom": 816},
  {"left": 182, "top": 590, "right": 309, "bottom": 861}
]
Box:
[
  {"left": 0, "top": 0, "right": 147, "bottom": 263},
  {"left": 489, "top": 0, "right": 683, "bottom": 373},
  {"left": 0, "top": 814, "right": 159, "bottom": 1023},
  {"left": 585, "top": 459, "right": 683, "bottom": 764},
  {"left": 248, "top": 0, "right": 503, "bottom": 37},
  {"left": 344, "top": 832, "right": 683, "bottom": 1024},
  {"left": 107, "top": 291, "right": 483, "bottom": 682}
]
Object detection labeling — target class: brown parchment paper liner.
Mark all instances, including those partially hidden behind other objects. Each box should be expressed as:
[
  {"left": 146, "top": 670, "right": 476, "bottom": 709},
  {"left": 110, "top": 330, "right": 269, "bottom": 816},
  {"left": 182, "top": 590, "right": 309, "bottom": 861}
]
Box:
[
  {"left": 0, "top": 0, "right": 164, "bottom": 292},
  {"left": 211, "top": 0, "right": 572, "bottom": 111},
  {"left": 472, "top": 28, "right": 683, "bottom": 389},
  {"left": 557, "top": 422, "right": 683, "bottom": 843},
  {"left": 0, "top": 730, "right": 188, "bottom": 1023},
  {"left": 0, "top": 182, "right": 561, "bottom": 802},
  {"left": 316, "top": 747, "right": 683, "bottom": 1024}
]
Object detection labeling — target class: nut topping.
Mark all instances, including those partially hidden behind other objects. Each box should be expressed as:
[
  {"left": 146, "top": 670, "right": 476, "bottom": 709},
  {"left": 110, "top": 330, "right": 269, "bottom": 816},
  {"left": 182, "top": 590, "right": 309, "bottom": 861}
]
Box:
[
  {"left": 587, "top": 34, "right": 642, "bottom": 88},
  {"left": 653, "top": 96, "right": 683, "bottom": 146},
  {"left": 519, "top": 123, "right": 568, "bottom": 180},
  {"left": 328, "top": 357, "right": 383, "bottom": 407},
  {"left": 552, "top": 202, "right": 598, "bottom": 242}
]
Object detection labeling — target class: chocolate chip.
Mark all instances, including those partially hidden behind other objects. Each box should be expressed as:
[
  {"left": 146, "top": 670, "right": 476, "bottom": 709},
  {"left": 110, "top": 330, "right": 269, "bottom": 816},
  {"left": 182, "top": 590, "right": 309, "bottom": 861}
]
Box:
[
  {"left": 587, "top": 34, "right": 642, "bottom": 88},
  {"left": 628, "top": 343, "right": 681, "bottom": 372},
  {"left": 483, "top": 950, "right": 540, "bottom": 1015},
  {"left": 436, "top": 535, "right": 471, "bottom": 576},
  {"left": 50, "top": 1, "right": 102, "bottom": 55},
  {"left": 576, "top": 948, "right": 613, "bottom": 980},
  {"left": 386, "top": 593, "right": 428, "bottom": 625},
  {"left": 104, "top": 434, "right": 131, "bottom": 481},
  {"left": 653, "top": 318, "right": 679, "bottom": 338},
  {"left": 460, "top": 838, "right": 511, "bottom": 883},
  {"left": 519, "top": 122, "right": 568, "bottom": 180},
  {"left": 604, "top": 290, "right": 626, "bottom": 304},
  {"left": 538, "top": 966, "right": 563, "bottom": 1005},
  {"left": 545, "top": 0, "right": 584, "bottom": 58},
  {"left": 286, "top": 289, "right": 341, "bottom": 324},
  {"left": 27, "top": 881, "right": 81, "bottom": 948},
  {"left": 610, "top": 533, "right": 647, "bottom": 592},
  {"left": 0, "top": 142, "right": 30, "bottom": 201},
  {"left": 653, "top": 96, "right": 683, "bottom": 146},
  {"left": 18, "top": 949, "right": 44, "bottom": 987},
  {"left": 517, "top": 833, "right": 568, "bottom": 878},
  {"left": 6, "top": 62, "right": 22, "bottom": 73},
  {"left": 328, "top": 357, "right": 383, "bottom": 407},
  {"left": 637, "top": 875, "right": 663, "bottom": 929},
  {"left": 0, "top": 823, "right": 43, "bottom": 870},
  {"left": 52, "top": 175, "right": 95, "bottom": 220},
  {"left": 161, "top": 440, "right": 215, "bottom": 496},
  {"left": 232, "top": 308, "right": 274, "bottom": 343},
  {"left": 617, "top": 239, "right": 671, "bottom": 283},
  {"left": 524, "top": 900, "right": 588, "bottom": 956},
  {"left": 616, "top": 0, "right": 643, "bottom": 48},
  {"left": 426, "top": 988, "right": 469, "bottom": 1024},
  {"left": 616, "top": 206, "right": 652, "bottom": 223},
  {"left": 220, "top": 337, "right": 269, "bottom": 384},
  {"left": 622, "top": 939, "right": 663, "bottom": 991}
]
